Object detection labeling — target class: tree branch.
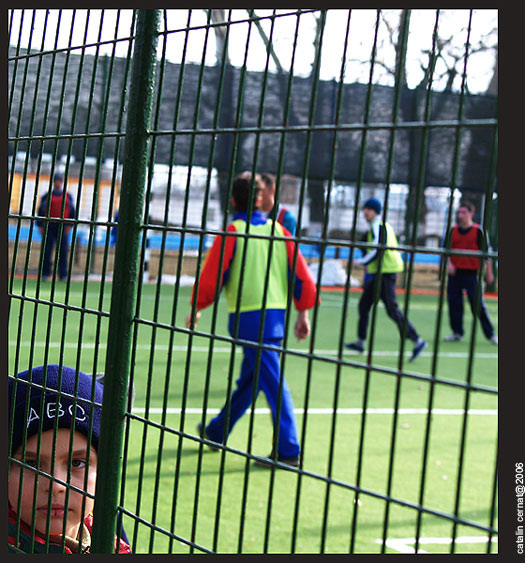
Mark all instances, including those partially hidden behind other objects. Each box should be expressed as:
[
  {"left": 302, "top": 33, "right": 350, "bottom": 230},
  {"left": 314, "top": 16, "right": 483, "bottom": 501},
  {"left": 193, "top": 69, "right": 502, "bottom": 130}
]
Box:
[{"left": 246, "top": 9, "right": 284, "bottom": 73}]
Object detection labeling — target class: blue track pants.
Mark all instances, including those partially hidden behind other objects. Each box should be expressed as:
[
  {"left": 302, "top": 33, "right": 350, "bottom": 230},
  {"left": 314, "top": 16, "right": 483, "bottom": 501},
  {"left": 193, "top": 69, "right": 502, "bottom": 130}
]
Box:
[{"left": 205, "top": 339, "right": 300, "bottom": 459}]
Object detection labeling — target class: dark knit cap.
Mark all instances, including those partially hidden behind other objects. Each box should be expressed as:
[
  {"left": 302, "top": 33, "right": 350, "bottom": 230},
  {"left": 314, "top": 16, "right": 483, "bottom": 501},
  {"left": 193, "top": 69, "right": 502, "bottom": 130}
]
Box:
[
  {"left": 362, "top": 197, "right": 382, "bottom": 215},
  {"left": 8, "top": 364, "right": 103, "bottom": 455}
]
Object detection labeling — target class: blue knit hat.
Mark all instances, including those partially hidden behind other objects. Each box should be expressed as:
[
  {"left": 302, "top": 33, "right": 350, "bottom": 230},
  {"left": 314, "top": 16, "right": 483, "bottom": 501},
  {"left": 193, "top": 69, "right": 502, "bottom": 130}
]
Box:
[
  {"left": 362, "top": 197, "right": 382, "bottom": 215},
  {"left": 8, "top": 365, "right": 104, "bottom": 455}
]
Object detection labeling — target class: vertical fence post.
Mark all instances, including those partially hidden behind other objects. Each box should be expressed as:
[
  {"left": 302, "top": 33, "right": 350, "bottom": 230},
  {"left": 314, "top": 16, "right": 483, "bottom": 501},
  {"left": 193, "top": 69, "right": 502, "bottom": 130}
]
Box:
[{"left": 91, "top": 9, "right": 160, "bottom": 553}]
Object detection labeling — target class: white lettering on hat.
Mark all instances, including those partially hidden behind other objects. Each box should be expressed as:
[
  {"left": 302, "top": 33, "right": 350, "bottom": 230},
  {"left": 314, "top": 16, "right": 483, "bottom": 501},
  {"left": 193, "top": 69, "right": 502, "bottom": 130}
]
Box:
[
  {"left": 26, "top": 401, "right": 88, "bottom": 427},
  {"left": 68, "top": 404, "right": 87, "bottom": 421},
  {"left": 46, "top": 402, "right": 65, "bottom": 419},
  {"left": 27, "top": 407, "right": 40, "bottom": 427}
]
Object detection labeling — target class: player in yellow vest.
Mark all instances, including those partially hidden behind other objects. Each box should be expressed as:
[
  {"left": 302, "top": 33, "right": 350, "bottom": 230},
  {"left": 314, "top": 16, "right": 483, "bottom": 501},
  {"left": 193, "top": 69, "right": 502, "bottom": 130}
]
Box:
[
  {"left": 345, "top": 198, "right": 427, "bottom": 362},
  {"left": 186, "top": 173, "right": 318, "bottom": 468}
]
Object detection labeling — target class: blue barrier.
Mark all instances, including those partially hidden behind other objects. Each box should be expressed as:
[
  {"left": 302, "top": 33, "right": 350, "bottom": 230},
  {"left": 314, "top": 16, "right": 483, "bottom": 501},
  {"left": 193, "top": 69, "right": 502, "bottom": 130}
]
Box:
[
  {"left": 297, "top": 243, "right": 440, "bottom": 265},
  {"left": 9, "top": 225, "right": 440, "bottom": 264},
  {"left": 8, "top": 225, "right": 211, "bottom": 252}
]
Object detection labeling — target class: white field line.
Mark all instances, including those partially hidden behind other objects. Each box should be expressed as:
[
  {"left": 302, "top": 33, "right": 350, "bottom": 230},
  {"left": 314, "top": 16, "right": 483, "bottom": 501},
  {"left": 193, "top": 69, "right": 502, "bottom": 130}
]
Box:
[
  {"left": 131, "top": 407, "right": 497, "bottom": 416},
  {"left": 17, "top": 292, "right": 498, "bottom": 312},
  {"left": 319, "top": 299, "right": 498, "bottom": 312},
  {"left": 375, "top": 535, "right": 497, "bottom": 554},
  {"left": 9, "top": 341, "right": 498, "bottom": 359}
]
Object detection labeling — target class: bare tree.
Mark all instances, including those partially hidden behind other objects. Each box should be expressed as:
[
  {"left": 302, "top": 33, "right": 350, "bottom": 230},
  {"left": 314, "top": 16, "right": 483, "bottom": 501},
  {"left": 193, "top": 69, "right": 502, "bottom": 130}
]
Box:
[
  {"left": 246, "top": 10, "right": 284, "bottom": 73},
  {"left": 346, "top": 10, "right": 497, "bottom": 93},
  {"left": 207, "top": 10, "right": 233, "bottom": 214},
  {"left": 210, "top": 9, "right": 229, "bottom": 65},
  {"left": 486, "top": 47, "right": 497, "bottom": 95},
  {"left": 365, "top": 10, "right": 497, "bottom": 242},
  {"left": 310, "top": 10, "right": 324, "bottom": 78}
]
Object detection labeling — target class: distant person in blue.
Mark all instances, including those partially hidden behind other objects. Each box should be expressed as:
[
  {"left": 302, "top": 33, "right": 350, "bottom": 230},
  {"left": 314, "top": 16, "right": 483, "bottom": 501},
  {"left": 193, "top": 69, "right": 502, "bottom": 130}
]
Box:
[
  {"left": 260, "top": 173, "right": 297, "bottom": 236},
  {"left": 36, "top": 172, "right": 76, "bottom": 281},
  {"left": 110, "top": 209, "right": 119, "bottom": 246},
  {"left": 345, "top": 197, "right": 427, "bottom": 362}
]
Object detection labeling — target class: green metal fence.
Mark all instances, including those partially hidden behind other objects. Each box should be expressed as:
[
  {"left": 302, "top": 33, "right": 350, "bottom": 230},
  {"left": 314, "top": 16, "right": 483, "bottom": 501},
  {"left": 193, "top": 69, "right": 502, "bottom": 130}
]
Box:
[{"left": 8, "top": 9, "right": 498, "bottom": 554}]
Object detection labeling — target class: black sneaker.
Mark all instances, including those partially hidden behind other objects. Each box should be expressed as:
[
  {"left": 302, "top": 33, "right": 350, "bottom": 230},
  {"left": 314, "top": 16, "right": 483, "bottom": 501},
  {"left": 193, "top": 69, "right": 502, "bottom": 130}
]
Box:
[
  {"left": 253, "top": 453, "right": 300, "bottom": 469},
  {"left": 409, "top": 340, "right": 428, "bottom": 362},
  {"left": 344, "top": 341, "right": 364, "bottom": 353},
  {"left": 197, "top": 422, "right": 220, "bottom": 451}
]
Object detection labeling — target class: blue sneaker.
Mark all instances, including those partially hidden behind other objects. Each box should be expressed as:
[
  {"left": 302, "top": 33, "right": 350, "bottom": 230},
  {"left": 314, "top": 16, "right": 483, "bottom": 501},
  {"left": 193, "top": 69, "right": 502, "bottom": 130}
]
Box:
[
  {"left": 409, "top": 340, "right": 428, "bottom": 362},
  {"left": 197, "top": 422, "right": 220, "bottom": 451}
]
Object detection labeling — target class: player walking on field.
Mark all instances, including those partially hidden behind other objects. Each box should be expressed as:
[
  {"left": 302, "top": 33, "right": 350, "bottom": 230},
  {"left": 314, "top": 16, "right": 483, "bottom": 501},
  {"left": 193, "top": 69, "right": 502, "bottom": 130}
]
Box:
[
  {"left": 186, "top": 173, "right": 318, "bottom": 468},
  {"left": 444, "top": 201, "right": 497, "bottom": 344},
  {"left": 345, "top": 197, "right": 427, "bottom": 362}
]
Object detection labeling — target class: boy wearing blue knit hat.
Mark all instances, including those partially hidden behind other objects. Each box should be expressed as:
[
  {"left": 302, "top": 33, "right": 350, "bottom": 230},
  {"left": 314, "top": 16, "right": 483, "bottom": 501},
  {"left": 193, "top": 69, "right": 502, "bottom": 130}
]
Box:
[
  {"left": 345, "top": 198, "right": 427, "bottom": 362},
  {"left": 8, "top": 364, "right": 131, "bottom": 554}
]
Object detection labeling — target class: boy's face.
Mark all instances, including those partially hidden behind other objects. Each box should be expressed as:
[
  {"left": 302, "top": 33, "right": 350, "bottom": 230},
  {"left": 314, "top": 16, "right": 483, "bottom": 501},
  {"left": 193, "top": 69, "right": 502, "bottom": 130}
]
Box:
[
  {"left": 456, "top": 205, "right": 473, "bottom": 227},
  {"left": 362, "top": 207, "right": 377, "bottom": 222},
  {"left": 230, "top": 191, "right": 263, "bottom": 213},
  {"left": 9, "top": 428, "right": 98, "bottom": 540},
  {"left": 260, "top": 181, "right": 275, "bottom": 212}
]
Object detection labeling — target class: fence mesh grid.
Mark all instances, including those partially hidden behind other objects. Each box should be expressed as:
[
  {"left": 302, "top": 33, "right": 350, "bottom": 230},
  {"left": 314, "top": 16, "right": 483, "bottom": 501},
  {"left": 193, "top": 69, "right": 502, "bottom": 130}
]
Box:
[{"left": 8, "top": 9, "right": 497, "bottom": 554}]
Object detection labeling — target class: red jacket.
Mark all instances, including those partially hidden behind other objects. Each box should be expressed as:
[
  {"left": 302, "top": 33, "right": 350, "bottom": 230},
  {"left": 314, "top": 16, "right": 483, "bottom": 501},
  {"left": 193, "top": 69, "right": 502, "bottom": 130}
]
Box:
[
  {"left": 36, "top": 189, "right": 76, "bottom": 228},
  {"left": 8, "top": 507, "right": 131, "bottom": 554}
]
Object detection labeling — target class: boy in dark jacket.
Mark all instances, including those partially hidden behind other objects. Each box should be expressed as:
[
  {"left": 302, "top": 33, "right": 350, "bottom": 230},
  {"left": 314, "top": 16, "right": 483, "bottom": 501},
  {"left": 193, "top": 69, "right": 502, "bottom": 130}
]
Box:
[
  {"left": 8, "top": 364, "right": 131, "bottom": 554},
  {"left": 36, "top": 172, "right": 76, "bottom": 281}
]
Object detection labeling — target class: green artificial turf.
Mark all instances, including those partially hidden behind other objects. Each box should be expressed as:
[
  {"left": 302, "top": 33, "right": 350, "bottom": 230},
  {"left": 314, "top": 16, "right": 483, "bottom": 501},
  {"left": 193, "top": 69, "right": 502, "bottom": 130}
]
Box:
[{"left": 9, "top": 279, "right": 498, "bottom": 553}]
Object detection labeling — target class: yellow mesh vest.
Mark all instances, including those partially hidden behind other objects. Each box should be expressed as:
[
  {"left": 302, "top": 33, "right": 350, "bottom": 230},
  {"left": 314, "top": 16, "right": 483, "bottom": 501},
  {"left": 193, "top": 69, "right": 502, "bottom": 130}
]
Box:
[
  {"left": 224, "top": 220, "right": 289, "bottom": 313},
  {"left": 366, "top": 221, "right": 404, "bottom": 274}
]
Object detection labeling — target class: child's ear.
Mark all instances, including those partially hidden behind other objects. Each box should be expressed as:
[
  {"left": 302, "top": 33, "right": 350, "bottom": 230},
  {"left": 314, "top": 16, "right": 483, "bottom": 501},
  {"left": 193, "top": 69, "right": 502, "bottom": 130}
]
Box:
[{"left": 231, "top": 196, "right": 236, "bottom": 210}]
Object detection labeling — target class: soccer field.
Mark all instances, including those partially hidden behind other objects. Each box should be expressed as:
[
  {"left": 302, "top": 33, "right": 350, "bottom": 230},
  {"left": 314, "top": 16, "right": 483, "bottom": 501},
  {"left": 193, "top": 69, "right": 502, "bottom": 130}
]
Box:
[{"left": 8, "top": 279, "right": 498, "bottom": 554}]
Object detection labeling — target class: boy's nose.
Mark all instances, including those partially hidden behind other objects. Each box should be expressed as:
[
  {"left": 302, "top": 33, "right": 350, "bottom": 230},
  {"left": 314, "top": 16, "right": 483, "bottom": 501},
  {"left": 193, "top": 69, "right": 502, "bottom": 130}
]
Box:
[{"left": 43, "top": 469, "right": 69, "bottom": 494}]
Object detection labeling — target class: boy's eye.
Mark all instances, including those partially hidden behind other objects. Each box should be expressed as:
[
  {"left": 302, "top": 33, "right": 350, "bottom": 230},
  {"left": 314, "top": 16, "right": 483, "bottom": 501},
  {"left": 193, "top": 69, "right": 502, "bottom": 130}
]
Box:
[
  {"left": 23, "top": 459, "right": 39, "bottom": 469},
  {"left": 71, "top": 459, "right": 87, "bottom": 469}
]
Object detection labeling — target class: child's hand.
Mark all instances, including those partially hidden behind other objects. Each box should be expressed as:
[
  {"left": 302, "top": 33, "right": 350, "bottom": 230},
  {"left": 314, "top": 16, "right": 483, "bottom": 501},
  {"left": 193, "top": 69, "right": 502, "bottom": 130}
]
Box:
[
  {"left": 186, "top": 310, "right": 201, "bottom": 329},
  {"left": 294, "top": 310, "right": 310, "bottom": 341}
]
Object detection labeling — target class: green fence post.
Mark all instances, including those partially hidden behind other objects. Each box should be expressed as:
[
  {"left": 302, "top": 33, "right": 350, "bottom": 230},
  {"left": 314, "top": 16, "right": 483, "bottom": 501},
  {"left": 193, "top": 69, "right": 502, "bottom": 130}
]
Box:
[{"left": 91, "top": 9, "right": 160, "bottom": 553}]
